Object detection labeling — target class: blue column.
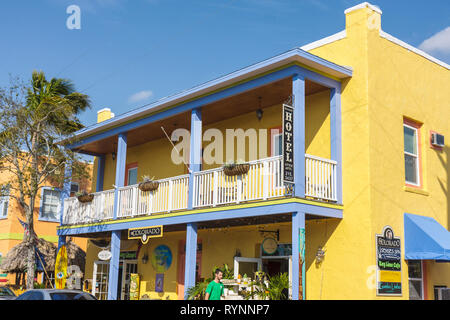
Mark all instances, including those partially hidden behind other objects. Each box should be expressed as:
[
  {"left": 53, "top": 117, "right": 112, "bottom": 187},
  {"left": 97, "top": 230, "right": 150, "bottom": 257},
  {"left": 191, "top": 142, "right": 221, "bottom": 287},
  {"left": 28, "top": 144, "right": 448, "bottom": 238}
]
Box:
[
  {"left": 107, "top": 133, "right": 127, "bottom": 300},
  {"left": 58, "top": 160, "right": 72, "bottom": 251},
  {"left": 188, "top": 108, "right": 202, "bottom": 209},
  {"left": 292, "top": 74, "right": 306, "bottom": 198},
  {"left": 96, "top": 155, "right": 106, "bottom": 192},
  {"left": 292, "top": 211, "right": 305, "bottom": 300},
  {"left": 330, "top": 86, "right": 342, "bottom": 204},
  {"left": 107, "top": 230, "right": 121, "bottom": 300},
  {"left": 113, "top": 132, "right": 127, "bottom": 219},
  {"left": 184, "top": 222, "right": 198, "bottom": 299}
]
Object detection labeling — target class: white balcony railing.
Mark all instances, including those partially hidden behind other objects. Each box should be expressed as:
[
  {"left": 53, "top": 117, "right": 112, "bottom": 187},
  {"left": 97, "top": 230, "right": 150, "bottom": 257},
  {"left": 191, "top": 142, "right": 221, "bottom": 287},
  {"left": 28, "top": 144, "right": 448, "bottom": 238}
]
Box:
[
  {"left": 193, "top": 156, "right": 286, "bottom": 207},
  {"left": 62, "top": 155, "right": 337, "bottom": 225},
  {"left": 63, "top": 189, "right": 115, "bottom": 225},
  {"left": 305, "top": 154, "right": 337, "bottom": 202},
  {"left": 117, "top": 174, "right": 189, "bottom": 218}
]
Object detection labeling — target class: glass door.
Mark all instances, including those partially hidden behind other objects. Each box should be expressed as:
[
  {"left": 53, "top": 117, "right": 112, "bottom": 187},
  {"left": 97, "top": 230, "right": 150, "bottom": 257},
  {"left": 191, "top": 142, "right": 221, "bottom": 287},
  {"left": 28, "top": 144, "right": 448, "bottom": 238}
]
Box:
[
  {"left": 120, "top": 260, "right": 138, "bottom": 300},
  {"left": 92, "top": 261, "right": 109, "bottom": 300}
]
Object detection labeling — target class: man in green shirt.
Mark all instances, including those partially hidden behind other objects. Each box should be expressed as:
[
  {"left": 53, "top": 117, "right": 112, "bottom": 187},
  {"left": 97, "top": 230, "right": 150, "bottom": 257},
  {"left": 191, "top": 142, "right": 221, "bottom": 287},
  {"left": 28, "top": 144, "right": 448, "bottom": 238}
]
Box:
[{"left": 205, "top": 268, "right": 224, "bottom": 300}]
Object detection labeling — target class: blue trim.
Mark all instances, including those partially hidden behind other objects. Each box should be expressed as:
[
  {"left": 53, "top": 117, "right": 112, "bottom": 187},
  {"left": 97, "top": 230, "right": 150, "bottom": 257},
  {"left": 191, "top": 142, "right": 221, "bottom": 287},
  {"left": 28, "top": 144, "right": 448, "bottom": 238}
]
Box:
[
  {"left": 107, "top": 230, "right": 121, "bottom": 300},
  {"left": 291, "top": 211, "right": 305, "bottom": 300},
  {"left": 188, "top": 108, "right": 202, "bottom": 210},
  {"left": 57, "top": 200, "right": 342, "bottom": 236},
  {"left": 330, "top": 86, "right": 343, "bottom": 204},
  {"left": 293, "top": 74, "right": 306, "bottom": 198},
  {"left": 67, "top": 65, "right": 342, "bottom": 150},
  {"left": 184, "top": 223, "right": 198, "bottom": 299},
  {"left": 113, "top": 133, "right": 127, "bottom": 219},
  {"left": 39, "top": 186, "right": 63, "bottom": 223},
  {"left": 96, "top": 155, "right": 105, "bottom": 192}
]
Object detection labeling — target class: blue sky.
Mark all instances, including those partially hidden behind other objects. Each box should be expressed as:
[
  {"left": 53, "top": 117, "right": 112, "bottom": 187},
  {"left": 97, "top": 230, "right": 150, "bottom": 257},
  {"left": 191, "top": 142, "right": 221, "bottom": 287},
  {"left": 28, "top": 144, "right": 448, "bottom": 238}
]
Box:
[{"left": 0, "top": 0, "right": 449, "bottom": 128}]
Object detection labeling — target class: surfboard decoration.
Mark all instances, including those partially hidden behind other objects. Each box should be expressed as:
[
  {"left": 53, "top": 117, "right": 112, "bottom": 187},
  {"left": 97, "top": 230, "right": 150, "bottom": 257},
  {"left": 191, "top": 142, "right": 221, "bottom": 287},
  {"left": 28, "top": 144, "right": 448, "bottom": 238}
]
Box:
[{"left": 55, "top": 245, "right": 68, "bottom": 289}]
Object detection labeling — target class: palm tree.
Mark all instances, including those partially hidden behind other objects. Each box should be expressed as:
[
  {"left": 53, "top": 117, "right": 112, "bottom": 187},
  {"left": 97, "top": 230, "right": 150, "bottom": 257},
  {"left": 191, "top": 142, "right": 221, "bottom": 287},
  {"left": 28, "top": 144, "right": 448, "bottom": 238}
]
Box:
[{"left": 0, "top": 71, "right": 90, "bottom": 289}]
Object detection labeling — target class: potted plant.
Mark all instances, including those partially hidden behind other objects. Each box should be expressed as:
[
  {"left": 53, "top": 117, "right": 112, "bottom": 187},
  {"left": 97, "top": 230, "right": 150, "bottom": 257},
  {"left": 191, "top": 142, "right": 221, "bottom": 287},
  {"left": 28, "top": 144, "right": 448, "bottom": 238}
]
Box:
[
  {"left": 76, "top": 191, "right": 94, "bottom": 203},
  {"left": 138, "top": 175, "right": 159, "bottom": 192},
  {"left": 223, "top": 159, "right": 250, "bottom": 176}
]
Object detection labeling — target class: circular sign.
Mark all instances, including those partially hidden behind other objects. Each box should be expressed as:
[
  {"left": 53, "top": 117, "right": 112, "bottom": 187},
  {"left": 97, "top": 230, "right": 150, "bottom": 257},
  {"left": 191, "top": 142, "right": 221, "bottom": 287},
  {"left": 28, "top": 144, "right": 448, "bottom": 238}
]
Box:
[
  {"left": 262, "top": 237, "right": 278, "bottom": 255},
  {"left": 151, "top": 245, "right": 172, "bottom": 273},
  {"left": 98, "top": 250, "right": 112, "bottom": 261}
]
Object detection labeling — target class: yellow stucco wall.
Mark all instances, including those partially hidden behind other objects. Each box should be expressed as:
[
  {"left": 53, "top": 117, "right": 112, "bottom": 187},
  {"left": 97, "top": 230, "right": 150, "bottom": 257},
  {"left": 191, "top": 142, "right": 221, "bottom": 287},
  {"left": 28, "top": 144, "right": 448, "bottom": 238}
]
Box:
[{"left": 306, "top": 5, "right": 450, "bottom": 299}]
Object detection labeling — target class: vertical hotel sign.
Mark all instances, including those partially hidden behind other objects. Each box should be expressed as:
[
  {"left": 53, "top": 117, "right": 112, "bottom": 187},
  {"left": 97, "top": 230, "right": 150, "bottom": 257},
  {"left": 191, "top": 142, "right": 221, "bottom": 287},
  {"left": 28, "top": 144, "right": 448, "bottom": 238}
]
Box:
[
  {"left": 282, "top": 104, "right": 294, "bottom": 184},
  {"left": 376, "top": 226, "right": 402, "bottom": 296}
]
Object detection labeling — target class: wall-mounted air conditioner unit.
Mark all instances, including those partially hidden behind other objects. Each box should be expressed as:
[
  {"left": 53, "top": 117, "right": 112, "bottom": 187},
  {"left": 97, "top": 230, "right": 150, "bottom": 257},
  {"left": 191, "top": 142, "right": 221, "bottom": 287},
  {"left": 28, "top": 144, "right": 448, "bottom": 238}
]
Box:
[{"left": 431, "top": 132, "right": 444, "bottom": 148}]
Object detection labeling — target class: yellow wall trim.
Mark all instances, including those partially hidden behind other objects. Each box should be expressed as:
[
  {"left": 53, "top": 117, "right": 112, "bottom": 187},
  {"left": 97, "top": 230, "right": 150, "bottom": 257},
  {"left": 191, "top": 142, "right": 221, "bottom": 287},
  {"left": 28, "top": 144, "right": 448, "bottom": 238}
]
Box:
[{"left": 403, "top": 186, "right": 430, "bottom": 197}]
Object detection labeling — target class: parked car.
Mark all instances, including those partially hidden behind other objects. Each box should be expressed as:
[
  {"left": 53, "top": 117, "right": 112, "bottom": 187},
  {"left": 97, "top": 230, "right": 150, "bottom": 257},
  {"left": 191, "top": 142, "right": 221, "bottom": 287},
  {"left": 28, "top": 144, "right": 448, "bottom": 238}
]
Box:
[
  {"left": 0, "top": 286, "right": 17, "bottom": 300},
  {"left": 15, "top": 289, "right": 96, "bottom": 300}
]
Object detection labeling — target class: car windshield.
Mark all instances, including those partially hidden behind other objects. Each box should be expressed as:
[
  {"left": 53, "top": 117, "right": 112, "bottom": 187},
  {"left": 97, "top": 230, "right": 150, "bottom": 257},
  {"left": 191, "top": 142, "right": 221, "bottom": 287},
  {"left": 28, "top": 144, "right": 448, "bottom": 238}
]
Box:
[
  {"left": 50, "top": 292, "right": 95, "bottom": 300},
  {"left": 0, "top": 287, "right": 15, "bottom": 296}
]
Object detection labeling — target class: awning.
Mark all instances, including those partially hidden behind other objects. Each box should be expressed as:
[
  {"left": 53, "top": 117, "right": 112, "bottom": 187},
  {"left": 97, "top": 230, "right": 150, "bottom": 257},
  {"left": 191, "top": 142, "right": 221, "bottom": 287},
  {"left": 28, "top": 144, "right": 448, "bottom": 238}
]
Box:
[{"left": 404, "top": 213, "right": 450, "bottom": 261}]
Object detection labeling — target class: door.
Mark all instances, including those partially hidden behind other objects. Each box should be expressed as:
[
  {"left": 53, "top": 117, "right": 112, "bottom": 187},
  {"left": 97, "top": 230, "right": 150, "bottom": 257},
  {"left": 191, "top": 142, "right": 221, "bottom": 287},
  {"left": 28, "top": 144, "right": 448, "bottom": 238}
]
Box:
[
  {"left": 92, "top": 261, "right": 109, "bottom": 300},
  {"left": 177, "top": 240, "right": 202, "bottom": 300},
  {"left": 121, "top": 260, "right": 138, "bottom": 300}
]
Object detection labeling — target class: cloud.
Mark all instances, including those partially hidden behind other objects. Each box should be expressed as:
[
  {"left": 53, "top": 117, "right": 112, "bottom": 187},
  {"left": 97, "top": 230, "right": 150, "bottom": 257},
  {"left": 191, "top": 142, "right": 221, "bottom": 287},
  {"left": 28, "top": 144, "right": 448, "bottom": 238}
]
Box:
[
  {"left": 128, "top": 90, "right": 153, "bottom": 104},
  {"left": 419, "top": 27, "right": 450, "bottom": 54}
]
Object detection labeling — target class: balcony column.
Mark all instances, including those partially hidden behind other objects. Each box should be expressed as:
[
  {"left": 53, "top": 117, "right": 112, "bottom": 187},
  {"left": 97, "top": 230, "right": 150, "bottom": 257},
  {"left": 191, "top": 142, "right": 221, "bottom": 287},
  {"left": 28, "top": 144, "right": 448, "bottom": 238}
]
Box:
[
  {"left": 58, "top": 160, "right": 72, "bottom": 251},
  {"left": 96, "top": 155, "right": 106, "bottom": 192},
  {"left": 188, "top": 108, "right": 202, "bottom": 209},
  {"left": 330, "top": 86, "right": 342, "bottom": 204},
  {"left": 183, "top": 222, "right": 198, "bottom": 299},
  {"left": 292, "top": 211, "right": 306, "bottom": 300},
  {"left": 107, "top": 230, "right": 121, "bottom": 300},
  {"left": 292, "top": 74, "right": 306, "bottom": 198},
  {"left": 107, "top": 133, "right": 126, "bottom": 300},
  {"left": 113, "top": 132, "right": 127, "bottom": 219}
]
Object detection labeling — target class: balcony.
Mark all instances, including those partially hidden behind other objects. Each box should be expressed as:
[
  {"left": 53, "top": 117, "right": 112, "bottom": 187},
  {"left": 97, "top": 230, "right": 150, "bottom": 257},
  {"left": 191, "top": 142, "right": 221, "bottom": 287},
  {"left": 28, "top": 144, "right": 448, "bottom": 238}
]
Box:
[{"left": 62, "top": 155, "right": 337, "bottom": 226}]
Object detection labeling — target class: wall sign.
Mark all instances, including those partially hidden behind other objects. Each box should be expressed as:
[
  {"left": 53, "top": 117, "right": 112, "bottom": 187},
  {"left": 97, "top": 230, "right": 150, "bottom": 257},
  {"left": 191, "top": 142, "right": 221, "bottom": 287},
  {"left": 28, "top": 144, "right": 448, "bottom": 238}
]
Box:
[
  {"left": 282, "top": 104, "right": 294, "bottom": 184},
  {"left": 262, "top": 237, "right": 278, "bottom": 255},
  {"left": 98, "top": 250, "right": 112, "bottom": 261},
  {"left": 128, "top": 225, "right": 163, "bottom": 244},
  {"left": 155, "top": 273, "right": 164, "bottom": 293},
  {"left": 376, "top": 226, "right": 402, "bottom": 296}
]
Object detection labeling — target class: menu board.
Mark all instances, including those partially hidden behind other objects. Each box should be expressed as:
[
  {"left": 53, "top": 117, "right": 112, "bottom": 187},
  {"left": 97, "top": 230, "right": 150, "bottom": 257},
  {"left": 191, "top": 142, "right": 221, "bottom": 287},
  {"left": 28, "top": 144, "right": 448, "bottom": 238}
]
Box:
[{"left": 376, "top": 226, "right": 402, "bottom": 296}]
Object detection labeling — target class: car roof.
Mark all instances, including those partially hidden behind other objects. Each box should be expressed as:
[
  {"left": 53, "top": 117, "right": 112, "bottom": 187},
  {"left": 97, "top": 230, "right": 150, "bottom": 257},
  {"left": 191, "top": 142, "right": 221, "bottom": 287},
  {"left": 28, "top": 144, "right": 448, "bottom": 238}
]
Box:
[{"left": 26, "top": 289, "right": 90, "bottom": 294}]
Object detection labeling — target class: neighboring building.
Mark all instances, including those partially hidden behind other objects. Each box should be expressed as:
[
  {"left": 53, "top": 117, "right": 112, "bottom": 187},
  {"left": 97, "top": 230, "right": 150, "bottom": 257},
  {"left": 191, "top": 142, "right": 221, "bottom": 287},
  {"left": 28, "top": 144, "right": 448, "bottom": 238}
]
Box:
[
  {"left": 0, "top": 157, "right": 92, "bottom": 288},
  {"left": 57, "top": 3, "right": 449, "bottom": 300}
]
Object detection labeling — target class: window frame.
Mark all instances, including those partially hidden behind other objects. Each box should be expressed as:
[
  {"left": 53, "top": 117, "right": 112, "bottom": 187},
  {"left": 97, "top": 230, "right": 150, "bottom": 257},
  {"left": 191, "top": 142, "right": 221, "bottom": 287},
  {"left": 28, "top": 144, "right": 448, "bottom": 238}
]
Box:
[
  {"left": 403, "top": 119, "right": 422, "bottom": 188},
  {"left": 38, "top": 187, "right": 62, "bottom": 223},
  {"left": 125, "top": 162, "right": 138, "bottom": 186}
]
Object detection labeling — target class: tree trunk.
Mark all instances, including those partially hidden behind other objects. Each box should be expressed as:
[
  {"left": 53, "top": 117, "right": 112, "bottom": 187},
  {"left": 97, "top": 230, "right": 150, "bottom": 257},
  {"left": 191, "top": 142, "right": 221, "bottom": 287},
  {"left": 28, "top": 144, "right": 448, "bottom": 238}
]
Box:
[{"left": 25, "top": 201, "right": 36, "bottom": 290}]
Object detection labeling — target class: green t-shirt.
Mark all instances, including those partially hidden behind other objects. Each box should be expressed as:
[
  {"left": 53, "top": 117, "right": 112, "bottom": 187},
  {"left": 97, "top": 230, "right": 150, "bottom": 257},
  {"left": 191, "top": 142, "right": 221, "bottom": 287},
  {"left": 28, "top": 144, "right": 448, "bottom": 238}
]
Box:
[{"left": 205, "top": 280, "right": 224, "bottom": 300}]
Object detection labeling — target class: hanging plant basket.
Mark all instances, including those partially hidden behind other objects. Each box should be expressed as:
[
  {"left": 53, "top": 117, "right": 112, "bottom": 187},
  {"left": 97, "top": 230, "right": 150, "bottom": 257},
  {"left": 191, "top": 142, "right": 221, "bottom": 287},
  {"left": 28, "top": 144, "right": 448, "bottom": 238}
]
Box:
[
  {"left": 138, "top": 180, "right": 159, "bottom": 192},
  {"left": 223, "top": 163, "right": 250, "bottom": 177},
  {"left": 77, "top": 193, "right": 94, "bottom": 203}
]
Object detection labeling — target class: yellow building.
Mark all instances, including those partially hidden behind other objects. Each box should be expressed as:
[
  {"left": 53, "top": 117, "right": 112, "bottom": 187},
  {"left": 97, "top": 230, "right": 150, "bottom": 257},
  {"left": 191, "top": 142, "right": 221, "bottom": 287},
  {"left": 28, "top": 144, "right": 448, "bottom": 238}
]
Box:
[
  {"left": 57, "top": 3, "right": 449, "bottom": 300},
  {"left": 0, "top": 158, "right": 92, "bottom": 288}
]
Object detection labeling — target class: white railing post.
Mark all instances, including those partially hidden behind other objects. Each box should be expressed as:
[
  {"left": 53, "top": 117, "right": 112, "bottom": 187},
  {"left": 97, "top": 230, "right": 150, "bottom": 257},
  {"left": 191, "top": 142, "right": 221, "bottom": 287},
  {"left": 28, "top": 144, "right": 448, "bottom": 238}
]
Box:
[
  {"left": 213, "top": 171, "right": 218, "bottom": 207},
  {"left": 237, "top": 175, "right": 242, "bottom": 204},
  {"left": 263, "top": 161, "right": 269, "bottom": 200},
  {"left": 168, "top": 180, "right": 173, "bottom": 213}
]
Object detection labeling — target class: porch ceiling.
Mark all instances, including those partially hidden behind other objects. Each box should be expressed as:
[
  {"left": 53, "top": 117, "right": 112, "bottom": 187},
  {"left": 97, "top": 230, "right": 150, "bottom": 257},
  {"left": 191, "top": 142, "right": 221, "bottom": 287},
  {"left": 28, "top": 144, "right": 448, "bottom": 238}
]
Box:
[{"left": 75, "top": 79, "right": 328, "bottom": 155}]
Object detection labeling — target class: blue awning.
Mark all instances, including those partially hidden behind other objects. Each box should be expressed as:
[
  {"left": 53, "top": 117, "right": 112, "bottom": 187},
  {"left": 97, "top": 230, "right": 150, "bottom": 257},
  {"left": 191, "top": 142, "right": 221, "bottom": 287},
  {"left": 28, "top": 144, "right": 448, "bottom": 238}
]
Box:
[{"left": 404, "top": 213, "right": 450, "bottom": 261}]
